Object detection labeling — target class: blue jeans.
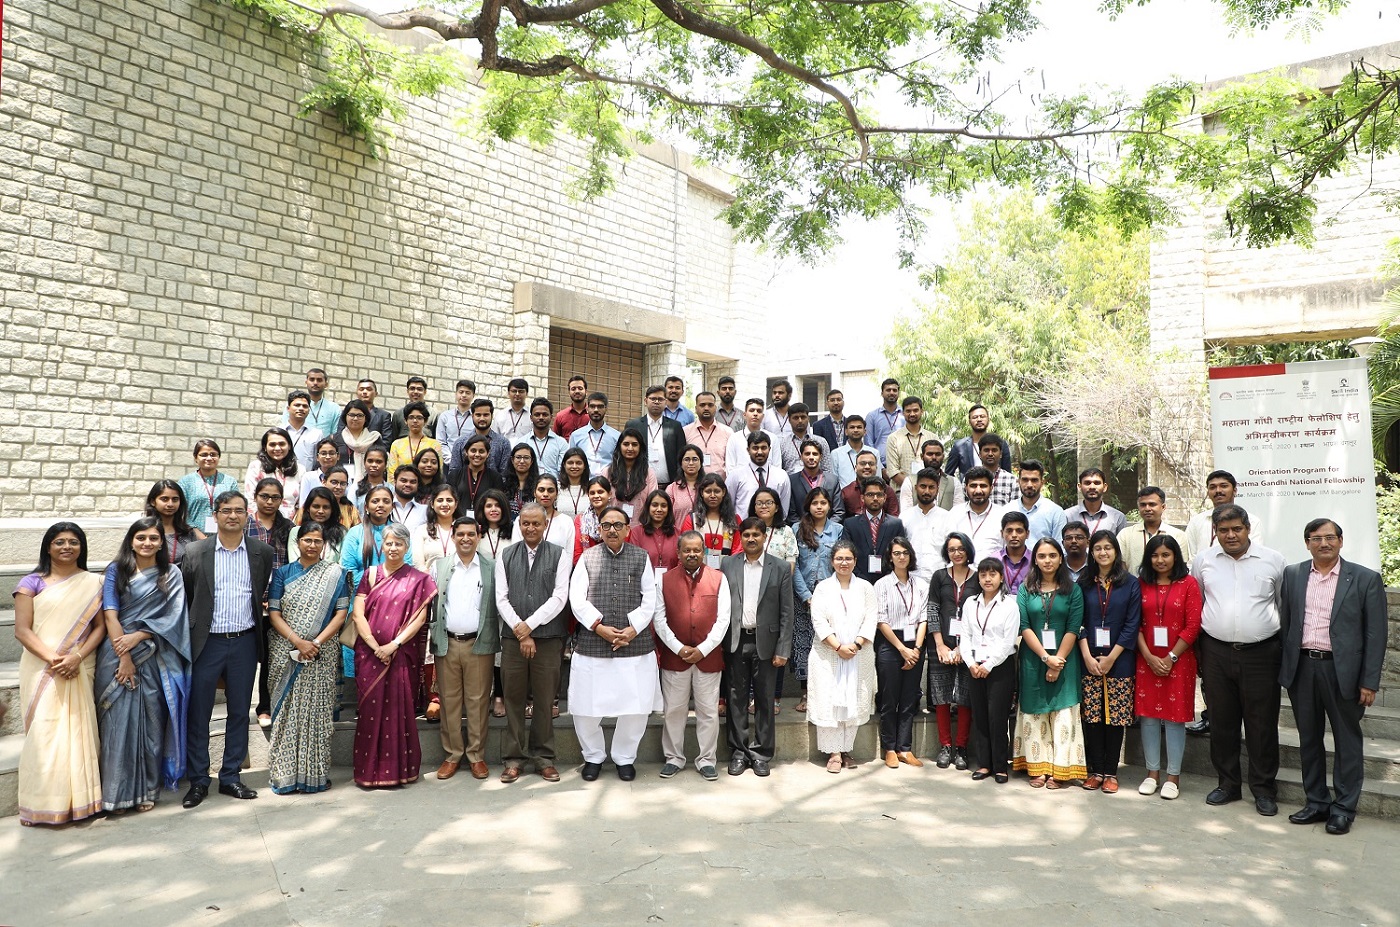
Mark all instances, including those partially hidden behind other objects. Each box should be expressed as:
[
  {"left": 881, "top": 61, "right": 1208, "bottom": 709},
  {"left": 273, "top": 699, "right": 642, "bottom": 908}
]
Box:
[{"left": 1139, "top": 717, "right": 1186, "bottom": 776}]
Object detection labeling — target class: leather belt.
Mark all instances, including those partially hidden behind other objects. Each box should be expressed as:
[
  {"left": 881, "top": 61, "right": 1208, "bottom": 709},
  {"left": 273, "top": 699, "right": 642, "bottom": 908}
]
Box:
[
  {"left": 1205, "top": 632, "right": 1278, "bottom": 651},
  {"left": 448, "top": 632, "right": 479, "bottom": 642},
  {"left": 1301, "top": 648, "right": 1333, "bottom": 660},
  {"left": 210, "top": 628, "right": 254, "bottom": 639}
]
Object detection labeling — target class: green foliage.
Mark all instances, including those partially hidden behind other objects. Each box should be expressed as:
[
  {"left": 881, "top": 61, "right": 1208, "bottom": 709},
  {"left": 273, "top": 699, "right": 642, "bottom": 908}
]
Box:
[
  {"left": 884, "top": 189, "right": 1149, "bottom": 501},
  {"left": 1377, "top": 473, "right": 1400, "bottom": 587},
  {"left": 1205, "top": 338, "right": 1353, "bottom": 367},
  {"left": 222, "top": 0, "right": 1399, "bottom": 256}
]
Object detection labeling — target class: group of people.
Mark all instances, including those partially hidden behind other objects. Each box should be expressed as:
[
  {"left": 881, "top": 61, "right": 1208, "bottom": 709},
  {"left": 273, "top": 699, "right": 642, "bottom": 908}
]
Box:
[{"left": 12, "top": 370, "right": 1389, "bottom": 837}]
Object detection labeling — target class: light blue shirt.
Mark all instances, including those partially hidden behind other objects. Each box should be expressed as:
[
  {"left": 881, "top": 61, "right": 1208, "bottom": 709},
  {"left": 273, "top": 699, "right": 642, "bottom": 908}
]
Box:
[
  {"left": 1015, "top": 496, "right": 1067, "bottom": 547},
  {"left": 211, "top": 537, "right": 255, "bottom": 634},
  {"left": 178, "top": 471, "right": 241, "bottom": 533},
  {"left": 515, "top": 432, "right": 569, "bottom": 478},
  {"left": 864, "top": 406, "right": 905, "bottom": 465},
  {"left": 340, "top": 522, "right": 416, "bottom": 591},
  {"left": 662, "top": 404, "right": 695, "bottom": 426},
  {"left": 831, "top": 443, "right": 880, "bottom": 488},
  {"left": 568, "top": 424, "right": 621, "bottom": 474}
]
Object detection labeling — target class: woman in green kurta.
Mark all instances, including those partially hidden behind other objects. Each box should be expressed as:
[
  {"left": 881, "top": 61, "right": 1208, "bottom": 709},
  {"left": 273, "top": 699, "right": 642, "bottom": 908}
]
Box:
[{"left": 1013, "top": 538, "right": 1087, "bottom": 787}]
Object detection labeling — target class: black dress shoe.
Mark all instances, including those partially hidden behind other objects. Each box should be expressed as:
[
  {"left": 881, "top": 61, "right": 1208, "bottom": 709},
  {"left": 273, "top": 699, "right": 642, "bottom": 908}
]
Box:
[
  {"left": 727, "top": 754, "right": 750, "bottom": 776},
  {"left": 580, "top": 762, "right": 602, "bottom": 782},
  {"left": 219, "top": 781, "right": 258, "bottom": 800},
  {"left": 993, "top": 772, "right": 1009, "bottom": 784},
  {"left": 1206, "top": 787, "right": 1242, "bottom": 806},
  {"left": 1255, "top": 797, "right": 1278, "bottom": 817},
  {"left": 1185, "top": 718, "right": 1211, "bottom": 736},
  {"left": 970, "top": 770, "right": 991, "bottom": 781},
  {"left": 616, "top": 764, "right": 636, "bottom": 781},
  {"left": 751, "top": 759, "right": 770, "bottom": 777},
  {"left": 182, "top": 784, "right": 209, "bottom": 809},
  {"left": 1289, "top": 806, "right": 1331, "bottom": 825},
  {"left": 1325, "top": 814, "right": 1353, "bottom": 835}
]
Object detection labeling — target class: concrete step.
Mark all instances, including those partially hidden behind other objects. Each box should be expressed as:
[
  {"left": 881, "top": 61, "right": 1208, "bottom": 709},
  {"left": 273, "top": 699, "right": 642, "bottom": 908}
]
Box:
[
  {"left": 0, "top": 609, "right": 17, "bottom": 663},
  {"left": 1282, "top": 693, "right": 1400, "bottom": 741},
  {"left": 0, "top": 733, "right": 19, "bottom": 819}
]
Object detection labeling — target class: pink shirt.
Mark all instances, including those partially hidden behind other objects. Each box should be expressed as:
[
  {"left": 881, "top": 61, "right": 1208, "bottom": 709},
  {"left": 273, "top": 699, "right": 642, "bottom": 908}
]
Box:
[{"left": 1301, "top": 560, "right": 1341, "bottom": 651}]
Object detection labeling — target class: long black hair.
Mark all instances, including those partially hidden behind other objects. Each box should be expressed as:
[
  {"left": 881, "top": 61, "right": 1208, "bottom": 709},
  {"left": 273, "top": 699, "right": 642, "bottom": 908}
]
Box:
[
  {"left": 476, "top": 489, "right": 514, "bottom": 540},
  {"left": 145, "top": 479, "right": 197, "bottom": 539},
  {"left": 35, "top": 521, "right": 89, "bottom": 575},
  {"left": 695, "top": 473, "right": 736, "bottom": 529},
  {"left": 504, "top": 442, "right": 541, "bottom": 509},
  {"left": 1025, "top": 537, "right": 1074, "bottom": 594},
  {"left": 559, "top": 447, "right": 591, "bottom": 491},
  {"left": 1083, "top": 529, "right": 1128, "bottom": 589},
  {"left": 639, "top": 490, "right": 677, "bottom": 537},
  {"left": 299, "top": 486, "right": 347, "bottom": 550},
  {"left": 253, "top": 476, "right": 295, "bottom": 550},
  {"left": 1139, "top": 534, "right": 1189, "bottom": 583},
  {"left": 113, "top": 515, "right": 173, "bottom": 596},
  {"left": 797, "top": 487, "right": 834, "bottom": 550},
  {"left": 257, "top": 427, "right": 301, "bottom": 477},
  {"left": 609, "top": 426, "right": 651, "bottom": 502}
]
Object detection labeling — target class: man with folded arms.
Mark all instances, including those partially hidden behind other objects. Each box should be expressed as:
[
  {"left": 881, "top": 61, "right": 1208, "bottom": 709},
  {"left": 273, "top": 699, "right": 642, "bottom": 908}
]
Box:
[
  {"left": 655, "top": 531, "right": 732, "bottom": 781},
  {"left": 1279, "top": 518, "right": 1387, "bottom": 836},
  {"left": 569, "top": 507, "right": 662, "bottom": 781},
  {"left": 428, "top": 516, "right": 500, "bottom": 782},
  {"left": 495, "top": 504, "right": 571, "bottom": 784}
]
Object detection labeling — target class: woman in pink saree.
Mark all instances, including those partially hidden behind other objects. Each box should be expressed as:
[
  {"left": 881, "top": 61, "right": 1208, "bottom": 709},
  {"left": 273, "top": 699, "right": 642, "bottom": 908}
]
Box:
[
  {"left": 349, "top": 522, "right": 437, "bottom": 787},
  {"left": 13, "top": 523, "right": 106, "bottom": 826}
]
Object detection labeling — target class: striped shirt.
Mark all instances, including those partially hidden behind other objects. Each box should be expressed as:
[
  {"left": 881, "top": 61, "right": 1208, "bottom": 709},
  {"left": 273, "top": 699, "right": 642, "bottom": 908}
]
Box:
[{"left": 211, "top": 537, "right": 256, "bottom": 634}]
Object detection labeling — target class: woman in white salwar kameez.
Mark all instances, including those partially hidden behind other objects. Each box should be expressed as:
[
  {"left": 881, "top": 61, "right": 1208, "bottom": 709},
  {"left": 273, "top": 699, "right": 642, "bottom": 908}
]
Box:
[{"left": 807, "top": 540, "right": 878, "bottom": 773}]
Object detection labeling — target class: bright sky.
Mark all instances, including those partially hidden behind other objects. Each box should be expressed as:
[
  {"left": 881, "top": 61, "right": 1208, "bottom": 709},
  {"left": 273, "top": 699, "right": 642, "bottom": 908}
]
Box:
[{"left": 766, "top": 0, "right": 1400, "bottom": 368}]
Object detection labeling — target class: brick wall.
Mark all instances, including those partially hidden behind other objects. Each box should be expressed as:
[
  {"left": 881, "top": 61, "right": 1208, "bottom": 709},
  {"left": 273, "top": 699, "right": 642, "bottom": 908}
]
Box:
[{"left": 0, "top": 0, "right": 773, "bottom": 518}]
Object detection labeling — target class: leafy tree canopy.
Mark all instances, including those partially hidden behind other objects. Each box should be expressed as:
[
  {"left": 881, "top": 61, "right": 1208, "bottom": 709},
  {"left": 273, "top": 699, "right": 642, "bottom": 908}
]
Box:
[{"left": 228, "top": 0, "right": 1396, "bottom": 258}]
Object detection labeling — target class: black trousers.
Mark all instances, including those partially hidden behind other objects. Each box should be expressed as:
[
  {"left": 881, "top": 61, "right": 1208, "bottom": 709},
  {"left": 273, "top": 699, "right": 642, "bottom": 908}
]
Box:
[
  {"left": 726, "top": 634, "right": 778, "bottom": 762},
  {"left": 969, "top": 660, "right": 1016, "bottom": 773},
  {"left": 875, "top": 638, "right": 925, "bottom": 752},
  {"left": 1082, "top": 719, "right": 1126, "bottom": 777},
  {"left": 187, "top": 631, "right": 259, "bottom": 787},
  {"left": 1289, "top": 654, "right": 1366, "bottom": 819},
  {"left": 1199, "top": 633, "right": 1281, "bottom": 798},
  {"left": 254, "top": 615, "right": 271, "bottom": 715}
]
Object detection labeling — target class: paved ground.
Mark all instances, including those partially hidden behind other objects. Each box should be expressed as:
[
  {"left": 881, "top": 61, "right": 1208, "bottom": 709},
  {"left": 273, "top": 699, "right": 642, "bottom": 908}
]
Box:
[{"left": 1, "top": 760, "right": 1395, "bottom": 927}]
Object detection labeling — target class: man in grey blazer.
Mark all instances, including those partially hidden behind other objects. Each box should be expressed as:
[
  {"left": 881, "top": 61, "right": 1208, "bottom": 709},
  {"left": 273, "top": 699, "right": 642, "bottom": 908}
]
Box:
[
  {"left": 1278, "top": 518, "right": 1388, "bottom": 835},
  {"left": 721, "top": 517, "right": 794, "bottom": 777},
  {"left": 179, "top": 490, "right": 276, "bottom": 808}
]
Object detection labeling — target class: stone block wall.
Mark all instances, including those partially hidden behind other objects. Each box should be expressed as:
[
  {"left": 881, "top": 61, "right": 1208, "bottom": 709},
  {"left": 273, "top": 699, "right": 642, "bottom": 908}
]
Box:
[{"left": 0, "top": 0, "right": 773, "bottom": 518}]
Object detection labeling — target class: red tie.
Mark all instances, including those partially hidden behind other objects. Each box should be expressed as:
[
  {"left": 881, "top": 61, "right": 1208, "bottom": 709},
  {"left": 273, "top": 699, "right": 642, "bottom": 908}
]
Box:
[{"left": 869, "top": 517, "right": 880, "bottom": 547}]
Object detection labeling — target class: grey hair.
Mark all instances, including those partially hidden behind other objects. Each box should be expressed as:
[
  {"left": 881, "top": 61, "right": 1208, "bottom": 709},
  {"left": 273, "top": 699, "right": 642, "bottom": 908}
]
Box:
[
  {"left": 382, "top": 522, "right": 413, "bottom": 545},
  {"left": 518, "top": 502, "right": 548, "bottom": 521}
]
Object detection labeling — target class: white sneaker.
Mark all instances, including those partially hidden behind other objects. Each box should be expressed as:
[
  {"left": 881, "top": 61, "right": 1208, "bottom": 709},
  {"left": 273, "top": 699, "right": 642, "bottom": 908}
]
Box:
[
  {"left": 1160, "top": 781, "right": 1180, "bottom": 800},
  {"left": 1138, "top": 777, "right": 1159, "bottom": 796}
]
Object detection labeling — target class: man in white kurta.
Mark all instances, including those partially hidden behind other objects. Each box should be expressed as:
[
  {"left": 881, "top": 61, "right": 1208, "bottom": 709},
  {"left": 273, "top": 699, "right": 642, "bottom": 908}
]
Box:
[{"left": 568, "top": 506, "right": 662, "bottom": 781}]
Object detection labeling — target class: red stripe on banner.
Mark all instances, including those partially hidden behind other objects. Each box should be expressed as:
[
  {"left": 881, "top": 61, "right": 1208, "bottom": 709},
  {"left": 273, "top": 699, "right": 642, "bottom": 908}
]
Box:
[{"left": 1208, "top": 364, "right": 1287, "bottom": 380}]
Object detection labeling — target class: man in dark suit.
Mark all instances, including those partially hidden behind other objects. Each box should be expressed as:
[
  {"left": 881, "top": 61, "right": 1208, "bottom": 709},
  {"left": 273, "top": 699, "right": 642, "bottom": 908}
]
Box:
[
  {"left": 178, "top": 489, "right": 276, "bottom": 808},
  {"left": 1279, "top": 518, "right": 1388, "bottom": 835},
  {"left": 721, "top": 517, "right": 794, "bottom": 777},
  {"left": 810, "top": 388, "right": 845, "bottom": 451},
  {"left": 627, "top": 384, "right": 685, "bottom": 489},
  {"left": 841, "top": 479, "right": 906, "bottom": 584}
]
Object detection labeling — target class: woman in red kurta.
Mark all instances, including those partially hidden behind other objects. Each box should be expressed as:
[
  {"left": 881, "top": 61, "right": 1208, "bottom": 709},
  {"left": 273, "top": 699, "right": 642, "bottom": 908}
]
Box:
[{"left": 1133, "top": 535, "right": 1201, "bottom": 800}]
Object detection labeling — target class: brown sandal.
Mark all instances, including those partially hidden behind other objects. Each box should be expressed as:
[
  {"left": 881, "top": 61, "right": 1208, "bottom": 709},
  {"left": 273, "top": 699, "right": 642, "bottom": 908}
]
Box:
[
  {"left": 1029, "top": 775, "right": 1048, "bottom": 788},
  {"left": 1045, "top": 778, "right": 1063, "bottom": 790}
]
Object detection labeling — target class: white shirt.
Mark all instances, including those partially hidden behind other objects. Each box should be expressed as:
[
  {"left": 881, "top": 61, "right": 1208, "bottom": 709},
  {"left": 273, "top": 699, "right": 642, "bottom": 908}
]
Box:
[
  {"left": 1190, "top": 543, "right": 1286, "bottom": 644},
  {"left": 726, "top": 461, "right": 791, "bottom": 522},
  {"left": 947, "top": 502, "right": 1008, "bottom": 558},
  {"left": 741, "top": 555, "right": 766, "bottom": 629},
  {"left": 654, "top": 569, "right": 733, "bottom": 658},
  {"left": 724, "top": 427, "right": 779, "bottom": 473},
  {"left": 642, "top": 415, "right": 671, "bottom": 485},
  {"left": 444, "top": 555, "right": 484, "bottom": 635},
  {"left": 1186, "top": 510, "right": 1266, "bottom": 556},
  {"left": 494, "top": 541, "right": 571, "bottom": 631},
  {"left": 283, "top": 423, "right": 325, "bottom": 472},
  {"left": 874, "top": 573, "right": 928, "bottom": 634},
  {"left": 391, "top": 498, "right": 428, "bottom": 531},
  {"left": 544, "top": 513, "right": 576, "bottom": 559},
  {"left": 899, "top": 503, "right": 951, "bottom": 583},
  {"left": 569, "top": 544, "right": 658, "bottom": 631},
  {"left": 492, "top": 406, "right": 533, "bottom": 442},
  {"left": 958, "top": 592, "right": 1020, "bottom": 669}
]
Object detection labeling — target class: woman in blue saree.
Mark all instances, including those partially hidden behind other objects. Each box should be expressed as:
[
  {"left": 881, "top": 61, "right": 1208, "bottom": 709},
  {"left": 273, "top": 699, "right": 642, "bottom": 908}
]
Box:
[
  {"left": 267, "top": 523, "right": 349, "bottom": 794},
  {"left": 96, "top": 516, "right": 192, "bottom": 813}
]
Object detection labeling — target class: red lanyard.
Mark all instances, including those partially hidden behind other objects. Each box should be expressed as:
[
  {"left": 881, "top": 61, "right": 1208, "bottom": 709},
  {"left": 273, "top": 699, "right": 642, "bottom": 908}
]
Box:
[
  {"left": 974, "top": 594, "right": 999, "bottom": 637},
  {"left": 893, "top": 579, "right": 913, "bottom": 621}
]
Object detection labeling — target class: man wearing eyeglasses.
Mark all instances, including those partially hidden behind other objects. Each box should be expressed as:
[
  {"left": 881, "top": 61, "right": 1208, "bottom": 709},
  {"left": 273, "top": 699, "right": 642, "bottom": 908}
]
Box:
[
  {"left": 568, "top": 506, "right": 662, "bottom": 781},
  {"left": 1277, "top": 518, "right": 1387, "bottom": 836},
  {"left": 179, "top": 490, "right": 276, "bottom": 808},
  {"left": 1189, "top": 503, "right": 1286, "bottom": 817}
]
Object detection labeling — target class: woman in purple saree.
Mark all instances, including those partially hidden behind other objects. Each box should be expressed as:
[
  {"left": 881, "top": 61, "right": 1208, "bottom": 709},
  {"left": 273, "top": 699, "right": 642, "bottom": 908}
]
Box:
[{"left": 349, "top": 522, "right": 437, "bottom": 787}]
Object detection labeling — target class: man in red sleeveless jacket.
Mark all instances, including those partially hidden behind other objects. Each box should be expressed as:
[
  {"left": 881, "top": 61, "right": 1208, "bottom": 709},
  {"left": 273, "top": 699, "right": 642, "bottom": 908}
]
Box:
[{"left": 654, "top": 531, "right": 732, "bottom": 781}]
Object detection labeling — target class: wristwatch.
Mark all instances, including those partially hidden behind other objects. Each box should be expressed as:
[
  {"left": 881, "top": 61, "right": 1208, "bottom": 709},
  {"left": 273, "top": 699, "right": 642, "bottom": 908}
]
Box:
[{"left": 1168, "top": 652, "right": 1179, "bottom": 664}]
